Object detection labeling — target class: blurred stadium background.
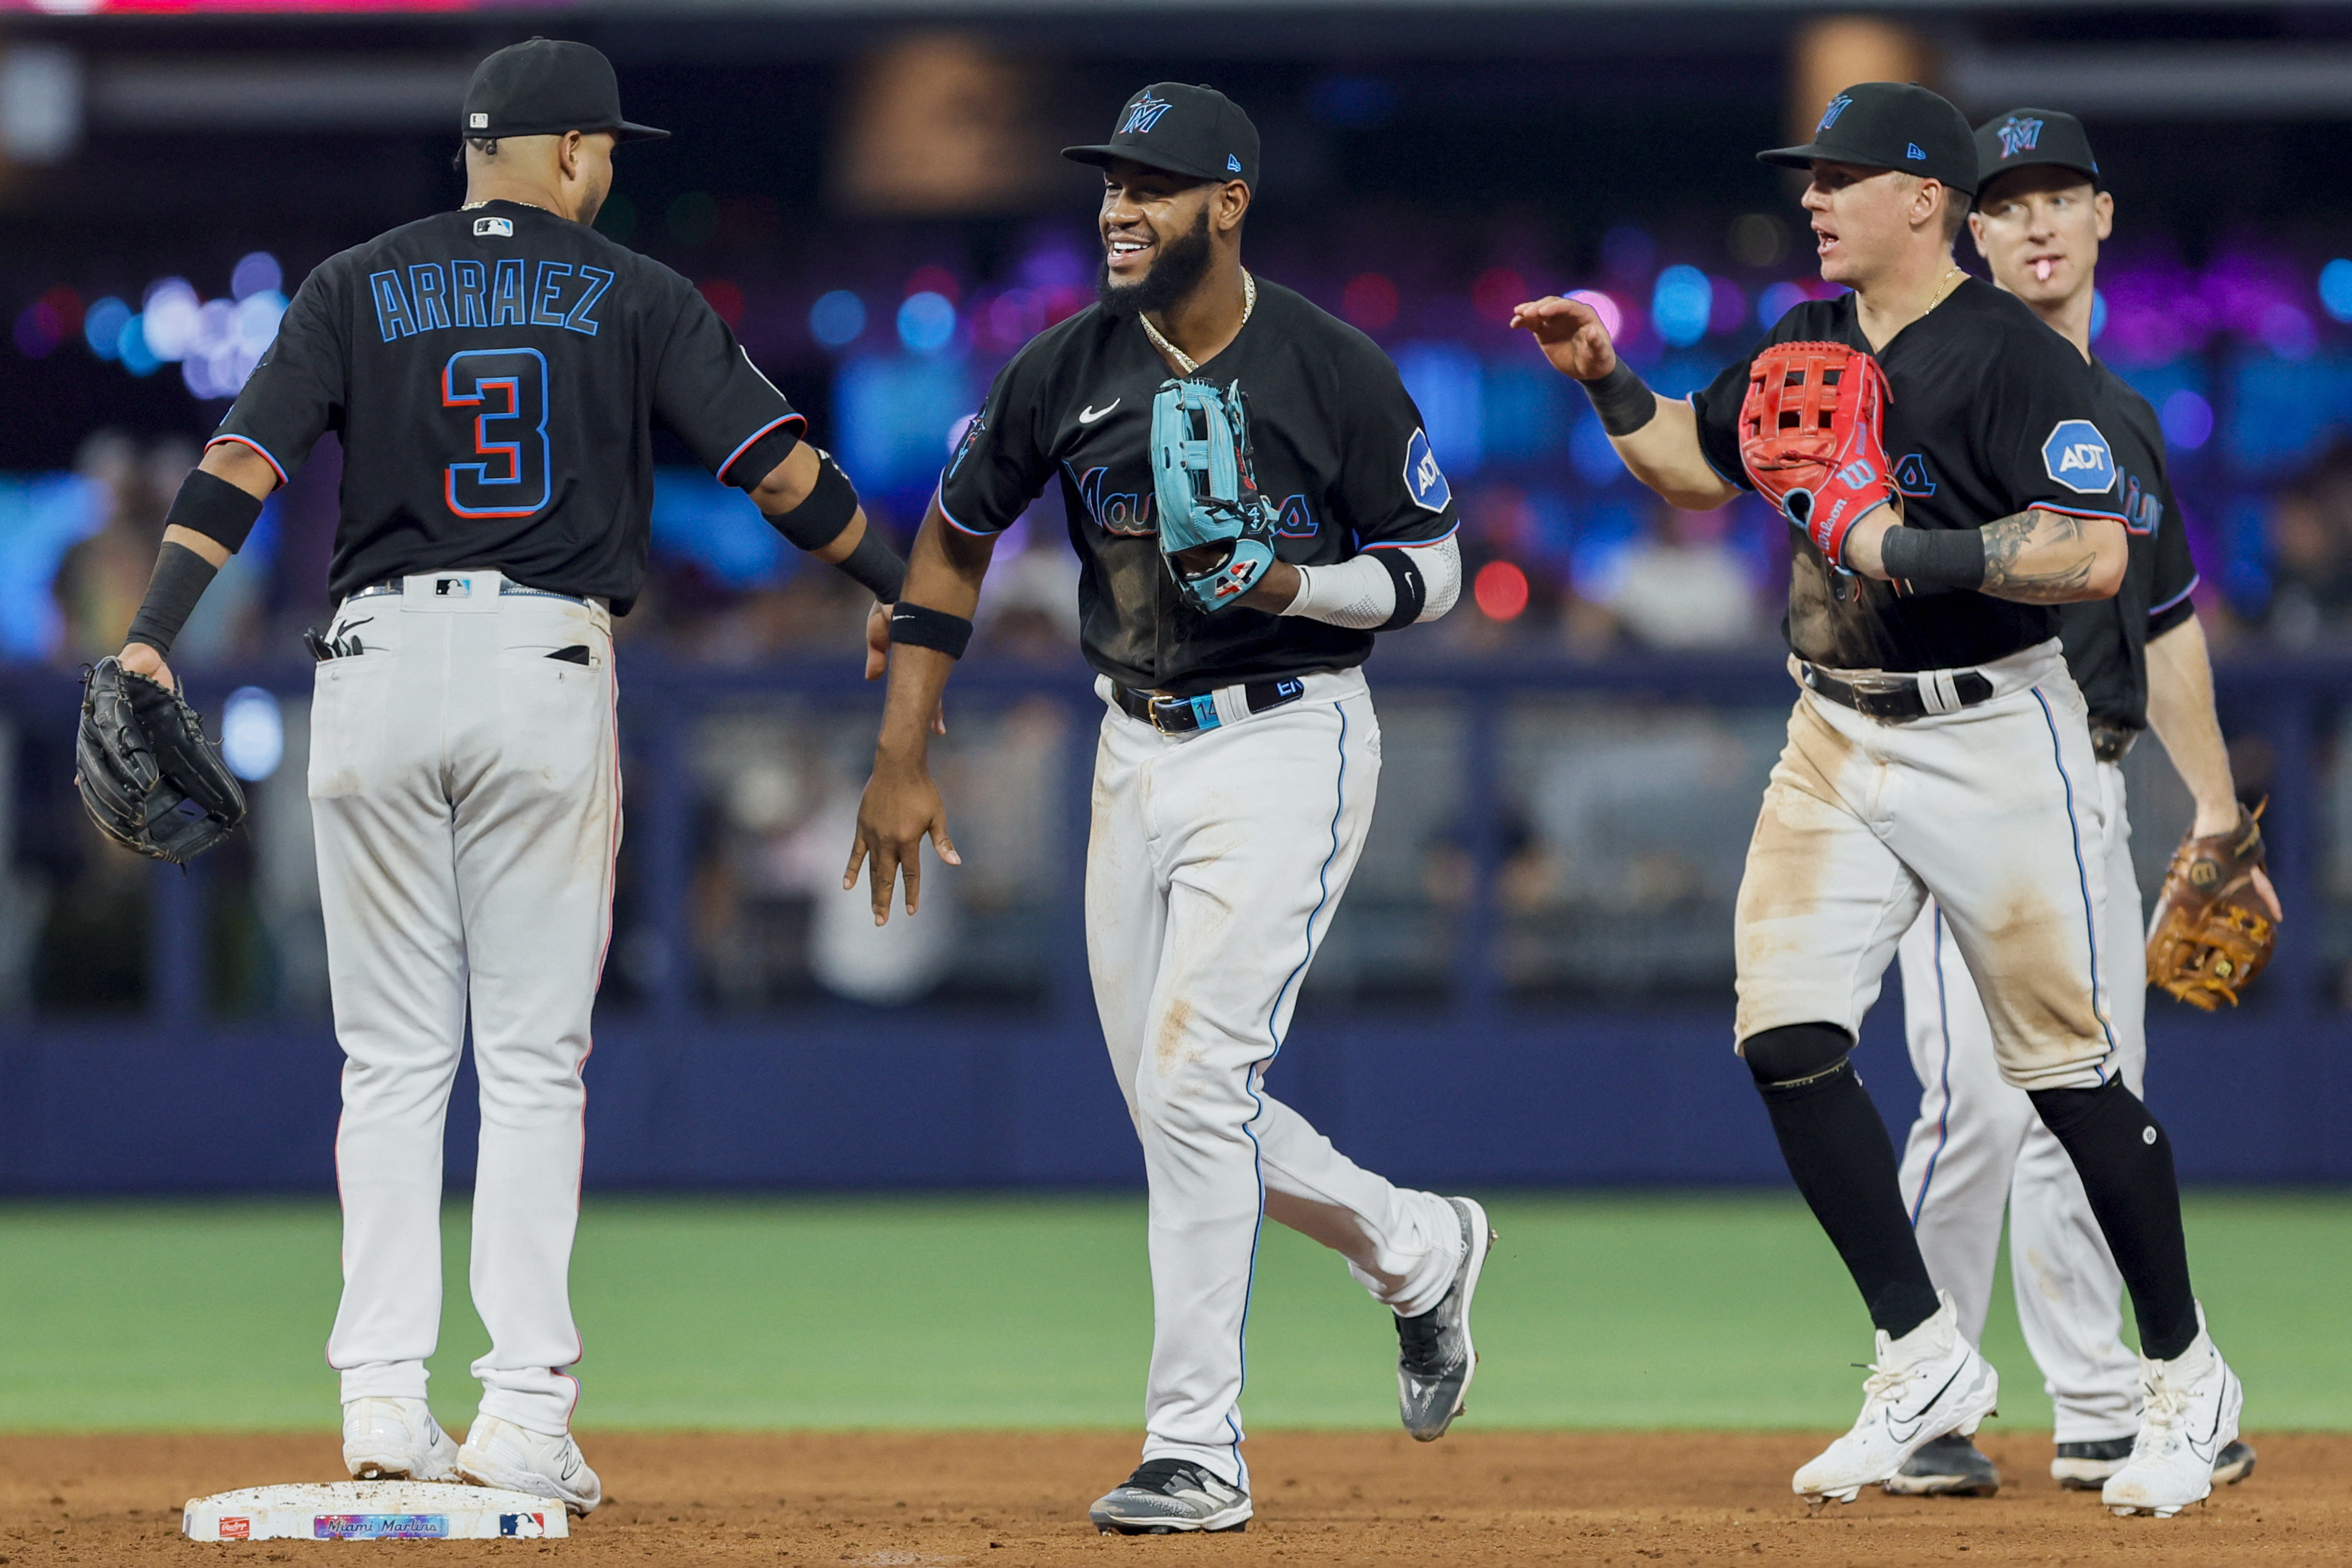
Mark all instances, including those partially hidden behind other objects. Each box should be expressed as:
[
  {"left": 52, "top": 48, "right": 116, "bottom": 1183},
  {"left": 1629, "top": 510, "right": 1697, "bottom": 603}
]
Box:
[{"left": 0, "top": 0, "right": 2346, "bottom": 1435}]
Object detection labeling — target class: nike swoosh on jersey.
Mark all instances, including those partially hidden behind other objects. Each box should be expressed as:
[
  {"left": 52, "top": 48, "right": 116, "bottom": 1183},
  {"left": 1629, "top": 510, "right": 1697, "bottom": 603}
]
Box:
[{"left": 1079, "top": 401, "right": 1120, "bottom": 424}]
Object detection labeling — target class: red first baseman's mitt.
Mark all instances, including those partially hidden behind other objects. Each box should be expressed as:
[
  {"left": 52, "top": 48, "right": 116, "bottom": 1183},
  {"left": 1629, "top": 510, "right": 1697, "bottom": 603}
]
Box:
[
  {"left": 2146, "top": 802, "right": 2277, "bottom": 1010},
  {"left": 1738, "top": 340, "right": 1896, "bottom": 567}
]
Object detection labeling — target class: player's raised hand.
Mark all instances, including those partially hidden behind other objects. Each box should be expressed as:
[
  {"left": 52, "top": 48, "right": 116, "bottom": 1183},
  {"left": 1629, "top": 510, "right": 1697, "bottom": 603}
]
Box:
[
  {"left": 1510, "top": 295, "right": 1617, "bottom": 381},
  {"left": 845, "top": 763, "right": 961, "bottom": 924}
]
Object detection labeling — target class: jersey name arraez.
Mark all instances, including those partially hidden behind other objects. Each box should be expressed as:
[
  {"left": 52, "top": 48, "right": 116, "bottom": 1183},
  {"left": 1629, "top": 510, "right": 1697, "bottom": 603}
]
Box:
[
  {"left": 366, "top": 260, "right": 615, "bottom": 342},
  {"left": 1692, "top": 278, "right": 2126, "bottom": 674},
  {"left": 939, "top": 278, "right": 1457, "bottom": 697},
  {"left": 210, "top": 200, "right": 800, "bottom": 615}
]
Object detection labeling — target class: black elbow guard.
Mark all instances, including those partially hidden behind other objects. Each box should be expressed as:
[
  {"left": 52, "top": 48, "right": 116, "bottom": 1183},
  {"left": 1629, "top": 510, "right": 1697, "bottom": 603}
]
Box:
[
  {"left": 833, "top": 529, "right": 908, "bottom": 602},
  {"left": 165, "top": 468, "right": 265, "bottom": 554},
  {"left": 1371, "top": 548, "right": 1427, "bottom": 631},
  {"left": 763, "top": 453, "right": 861, "bottom": 551}
]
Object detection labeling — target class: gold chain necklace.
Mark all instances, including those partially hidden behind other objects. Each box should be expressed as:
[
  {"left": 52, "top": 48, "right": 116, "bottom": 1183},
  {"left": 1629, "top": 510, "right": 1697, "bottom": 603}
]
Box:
[
  {"left": 1925, "top": 265, "right": 1967, "bottom": 313},
  {"left": 1140, "top": 269, "right": 1256, "bottom": 376}
]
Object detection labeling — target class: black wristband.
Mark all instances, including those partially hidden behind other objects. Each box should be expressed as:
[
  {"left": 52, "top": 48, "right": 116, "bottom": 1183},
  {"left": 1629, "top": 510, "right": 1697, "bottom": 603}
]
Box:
[
  {"left": 1581, "top": 359, "right": 1658, "bottom": 437},
  {"left": 124, "top": 543, "right": 221, "bottom": 658},
  {"left": 1370, "top": 547, "right": 1427, "bottom": 632},
  {"left": 1878, "top": 526, "right": 1987, "bottom": 591},
  {"left": 165, "top": 467, "right": 265, "bottom": 553},
  {"left": 889, "top": 601, "right": 973, "bottom": 660},
  {"left": 833, "top": 528, "right": 908, "bottom": 602},
  {"left": 762, "top": 453, "right": 860, "bottom": 550}
]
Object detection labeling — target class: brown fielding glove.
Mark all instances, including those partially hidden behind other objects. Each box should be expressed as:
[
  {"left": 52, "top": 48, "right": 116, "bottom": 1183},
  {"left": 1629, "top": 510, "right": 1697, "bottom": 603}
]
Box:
[
  {"left": 1736, "top": 340, "right": 1896, "bottom": 567},
  {"left": 2146, "top": 802, "right": 2277, "bottom": 1010}
]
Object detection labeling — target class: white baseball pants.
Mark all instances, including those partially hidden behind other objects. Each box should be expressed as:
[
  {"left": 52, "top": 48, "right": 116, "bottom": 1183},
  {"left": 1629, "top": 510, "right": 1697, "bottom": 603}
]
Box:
[
  {"left": 1896, "top": 758, "right": 2146, "bottom": 1444},
  {"left": 1734, "top": 640, "right": 2120, "bottom": 1095},
  {"left": 309, "top": 574, "right": 618, "bottom": 1436},
  {"left": 1087, "top": 669, "right": 1463, "bottom": 1490}
]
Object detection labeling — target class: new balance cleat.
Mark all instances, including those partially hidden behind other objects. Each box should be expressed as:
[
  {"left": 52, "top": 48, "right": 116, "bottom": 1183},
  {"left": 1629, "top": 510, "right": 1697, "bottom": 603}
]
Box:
[
  {"left": 1396, "top": 1196, "right": 1494, "bottom": 1441},
  {"left": 1088, "top": 1460, "right": 1251, "bottom": 1535},
  {"left": 1883, "top": 1431, "right": 2000, "bottom": 1497},
  {"left": 1792, "top": 1290, "right": 2000, "bottom": 1506},
  {"left": 341, "top": 1398, "right": 459, "bottom": 1483},
  {"left": 2103, "top": 1310, "right": 2243, "bottom": 1519},
  {"left": 455, "top": 1415, "right": 602, "bottom": 1516}
]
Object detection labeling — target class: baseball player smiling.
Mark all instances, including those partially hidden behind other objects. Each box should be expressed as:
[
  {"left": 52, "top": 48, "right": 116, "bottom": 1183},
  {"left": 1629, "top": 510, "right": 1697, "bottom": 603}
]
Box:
[
  {"left": 1887, "top": 107, "right": 2264, "bottom": 1501},
  {"left": 1516, "top": 81, "right": 2241, "bottom": 1520},
  {"left": 847, "top": 83, "right": 1489, "bottom": 1535}
]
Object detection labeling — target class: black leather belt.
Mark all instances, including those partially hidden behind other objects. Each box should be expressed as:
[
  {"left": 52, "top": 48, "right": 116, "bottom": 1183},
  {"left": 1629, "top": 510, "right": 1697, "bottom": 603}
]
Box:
[
  {"left": 1800, "top": 663, "right": 1995, "bottom": 722},
  {"left": 1113, "top": 677, "right": 1307, "bottom": 735},
  {"left": 2088, "top": 719, "right": 2141, "bottom": 764}
]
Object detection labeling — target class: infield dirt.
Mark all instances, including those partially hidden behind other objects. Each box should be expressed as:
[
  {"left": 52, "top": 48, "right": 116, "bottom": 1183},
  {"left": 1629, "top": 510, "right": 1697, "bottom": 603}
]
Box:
[{"left": 3, "top": 1431, "right": 2340, "bottom": 1565}]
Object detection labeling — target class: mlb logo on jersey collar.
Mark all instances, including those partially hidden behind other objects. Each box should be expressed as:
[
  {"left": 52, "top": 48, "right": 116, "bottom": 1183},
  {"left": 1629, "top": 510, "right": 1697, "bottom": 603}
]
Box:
[{"left": 2042, "top": 419, "right": 2116, "bottom": 494}]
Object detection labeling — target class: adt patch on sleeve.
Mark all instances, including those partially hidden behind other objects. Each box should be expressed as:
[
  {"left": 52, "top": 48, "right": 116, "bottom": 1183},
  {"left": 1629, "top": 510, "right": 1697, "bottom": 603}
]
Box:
[
  {"left": 1403, "top": 428, "right": 1451, "bottom": 512},
  {"left": 2042, "top": 419, "right": 2117, "bottom": 494}
]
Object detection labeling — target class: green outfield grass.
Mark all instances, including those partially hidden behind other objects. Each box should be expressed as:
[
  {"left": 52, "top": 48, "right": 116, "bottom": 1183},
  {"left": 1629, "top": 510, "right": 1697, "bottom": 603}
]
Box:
[{"left": 0, "top": 1191, "right": 2342, "bottom": 1433}]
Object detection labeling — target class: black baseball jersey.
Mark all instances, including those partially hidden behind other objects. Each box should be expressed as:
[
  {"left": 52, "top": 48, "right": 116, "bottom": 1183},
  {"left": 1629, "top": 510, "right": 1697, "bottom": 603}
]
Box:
[
  {"left": 211, "top": 198, "right": 802, "bottom": 615},
  {"left": 938, "top": 278, "right": 1458, "bottom": 696},
  {"left": 2057, "top": 360, "right": 2199, "bottom": 730},
  {"left": 1692, "top": 277, "right": 2126, "bottom": 673}
]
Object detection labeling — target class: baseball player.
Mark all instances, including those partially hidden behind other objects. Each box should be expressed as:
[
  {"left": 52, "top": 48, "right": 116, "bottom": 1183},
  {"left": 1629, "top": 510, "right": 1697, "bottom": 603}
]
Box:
[
  {"left": 1887, "top": 109, "right": 2265, "bottom": 1500},
  {"left": 846, "top": 85, "right": 1489, "bottom": 1535},
  {"left": 1515, "top": 81, "right": 2240, "bottom": 1518},
  {"left": 109, "top": 40, "right": 906, "bottom": 1511}
]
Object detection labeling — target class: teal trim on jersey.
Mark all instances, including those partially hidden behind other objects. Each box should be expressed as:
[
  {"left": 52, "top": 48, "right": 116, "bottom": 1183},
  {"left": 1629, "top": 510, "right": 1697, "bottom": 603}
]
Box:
[{"left": 0, "top": 1192, "right": 2343, "bottom": 1433}]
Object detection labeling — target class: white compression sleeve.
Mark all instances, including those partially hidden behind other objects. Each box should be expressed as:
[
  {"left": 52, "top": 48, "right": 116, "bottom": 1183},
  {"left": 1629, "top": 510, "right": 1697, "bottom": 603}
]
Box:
[{"left": 1278, "top": 534, "right": 1461, "bottom": 629}]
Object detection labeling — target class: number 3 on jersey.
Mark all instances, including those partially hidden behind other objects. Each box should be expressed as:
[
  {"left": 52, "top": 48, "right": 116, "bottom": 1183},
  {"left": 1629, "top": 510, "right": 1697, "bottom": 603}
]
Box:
[{"left": 442, "top": 348, "right": 550, "bottom": 519}]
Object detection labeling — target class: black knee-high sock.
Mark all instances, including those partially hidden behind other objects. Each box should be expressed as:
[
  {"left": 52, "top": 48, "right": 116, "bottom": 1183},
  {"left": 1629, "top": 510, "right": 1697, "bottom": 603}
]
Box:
[
  {"left": 1744, "top": 1023, "right": 1941, "bottom": 1339},
  {"left": 2029, "top": 1079, "right": 2198, "bottom": 1361}
]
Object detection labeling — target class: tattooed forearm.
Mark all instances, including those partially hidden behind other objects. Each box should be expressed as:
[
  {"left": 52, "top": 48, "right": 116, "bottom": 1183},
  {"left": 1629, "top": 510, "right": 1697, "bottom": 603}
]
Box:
[{"left": 1977, "top": 508, "right": 2120, "bottom": 602}]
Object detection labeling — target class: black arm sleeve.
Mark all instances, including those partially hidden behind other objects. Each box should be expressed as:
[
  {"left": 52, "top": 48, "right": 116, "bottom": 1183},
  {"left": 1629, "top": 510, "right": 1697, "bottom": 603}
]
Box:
[{"left": 123, "top": 543, "right": 221, "bottom": 658}]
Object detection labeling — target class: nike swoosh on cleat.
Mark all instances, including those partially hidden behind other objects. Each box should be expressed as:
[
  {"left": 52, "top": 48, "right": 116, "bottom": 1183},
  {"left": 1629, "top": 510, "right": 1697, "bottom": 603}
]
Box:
[
  {"left": 1886, "top": 1365, "right": 1969, "bottom": 1444},
  {"left": 1079, "top": 401, "right": 1120, "bottom": 424}
]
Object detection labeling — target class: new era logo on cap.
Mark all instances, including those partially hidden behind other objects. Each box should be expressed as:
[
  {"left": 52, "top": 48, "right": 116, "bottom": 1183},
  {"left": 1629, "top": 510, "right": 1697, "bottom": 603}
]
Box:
[
  {"left": 1906, "top": 143, "right": 1925, "bottom": 160},
  {"left": 1226, "top": 154, "right": 1241, "bottom": 172}
]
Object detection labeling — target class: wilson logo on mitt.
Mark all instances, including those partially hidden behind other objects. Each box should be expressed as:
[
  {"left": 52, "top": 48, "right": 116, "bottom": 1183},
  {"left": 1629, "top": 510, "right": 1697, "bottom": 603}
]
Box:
[{"left": 1738, "top": 340, "right": 1897, "bottom": 567}]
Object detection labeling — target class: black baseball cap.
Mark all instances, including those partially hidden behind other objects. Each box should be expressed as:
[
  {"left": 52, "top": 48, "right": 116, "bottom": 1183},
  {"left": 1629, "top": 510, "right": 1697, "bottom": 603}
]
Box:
[
  {"left": 1975, "top": 107, "right": 2100, "bottom": 196},
  {"left": 1063, "top": 83, "right": 1258, "bottom": 189},
  {"left": 463, "top": 38, "right": 668, "bottom": 143},
  {"left": 1759, "top": 81, "right": 1977, "bottom": 196}
]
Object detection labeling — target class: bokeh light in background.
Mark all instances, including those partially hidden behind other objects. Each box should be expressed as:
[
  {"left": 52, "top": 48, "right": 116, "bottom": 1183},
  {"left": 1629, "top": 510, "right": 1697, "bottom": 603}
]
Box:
[
  {"left": 2162, "top": 388, "right": 2215, "bottom": 450},
  {"left": 1342, "top": 273, "right": 1398, "bottom": 332},
  {"left": 1472, "top": 559, "right": 1530, "bottom": 621},
  {"left": 810, "top": 290, "right": 867, "bottom": 347},
  {"left": 220, "top": 687, "right": 284, "bottom": 782},
  {"left": 1567, "top": 290, "right": 1621, "bottom": 340},
  {"left": 896, "top": 291, "right": 957, "bottom": 354},
  {"left": 1650, "top": 265, "right": 1712, "bottom": 348}
]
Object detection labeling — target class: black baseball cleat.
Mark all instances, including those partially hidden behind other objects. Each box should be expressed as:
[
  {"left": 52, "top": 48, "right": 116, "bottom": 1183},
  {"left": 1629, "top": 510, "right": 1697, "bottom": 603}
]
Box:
[
  {"left": 1087, "top": 1459, "right": 1251, "bottom": 1535},
  {"left": 1883, "top": 1432, "right": 2001, "bottom": 1496}
]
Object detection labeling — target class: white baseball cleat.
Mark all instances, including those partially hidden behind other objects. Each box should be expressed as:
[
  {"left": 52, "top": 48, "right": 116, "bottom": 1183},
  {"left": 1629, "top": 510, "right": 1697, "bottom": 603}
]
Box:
[
  {"left": 1792, "top": 1290, "right": 2000, "bottom": 1506},
  {"left": 454, "top": 1415, "right": 603, "bottom": 1516},
  {"left": 340, "top": 1397, "right": 460, "bottom": 1483},
  {"left": 2103, "top": 1308, "right": 2243, "bottom": 1519}
]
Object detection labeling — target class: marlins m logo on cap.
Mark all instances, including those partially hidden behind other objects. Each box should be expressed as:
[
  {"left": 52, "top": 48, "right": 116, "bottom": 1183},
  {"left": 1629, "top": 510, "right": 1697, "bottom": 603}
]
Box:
[
  {"left": 1997, "top": 116, "right": 2044, "bottom": 159},
  {"left": 1818, "top": 94, "right": 1854, "bottom": 131},
  {"left": 1120, "top": 93, "right": 1174, "bottom": 135}
]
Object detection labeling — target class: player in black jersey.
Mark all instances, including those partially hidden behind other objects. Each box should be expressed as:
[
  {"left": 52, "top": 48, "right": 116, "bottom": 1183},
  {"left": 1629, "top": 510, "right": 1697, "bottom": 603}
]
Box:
[
  {"left": 846, "top": 84, "right": 1485, "bottom": 1534},
  {"left": 1884, "top": 107, "right": 2266, "bottom": 1500},
  {"left": 1515, "top": 82, "right": 2241, "bottom": 1516},
  {"left": 111, "top": 39, "right": 906, "bottom": 1513}
]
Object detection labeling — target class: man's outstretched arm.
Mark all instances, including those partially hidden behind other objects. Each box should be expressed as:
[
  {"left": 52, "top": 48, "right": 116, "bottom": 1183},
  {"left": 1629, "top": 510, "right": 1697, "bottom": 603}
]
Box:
[
  {"left": 1511, "top": 294, "right": 1739, "bottom": 510},
  {"left": 843, "top": 497, "right": 997, "bottom": 923}
]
